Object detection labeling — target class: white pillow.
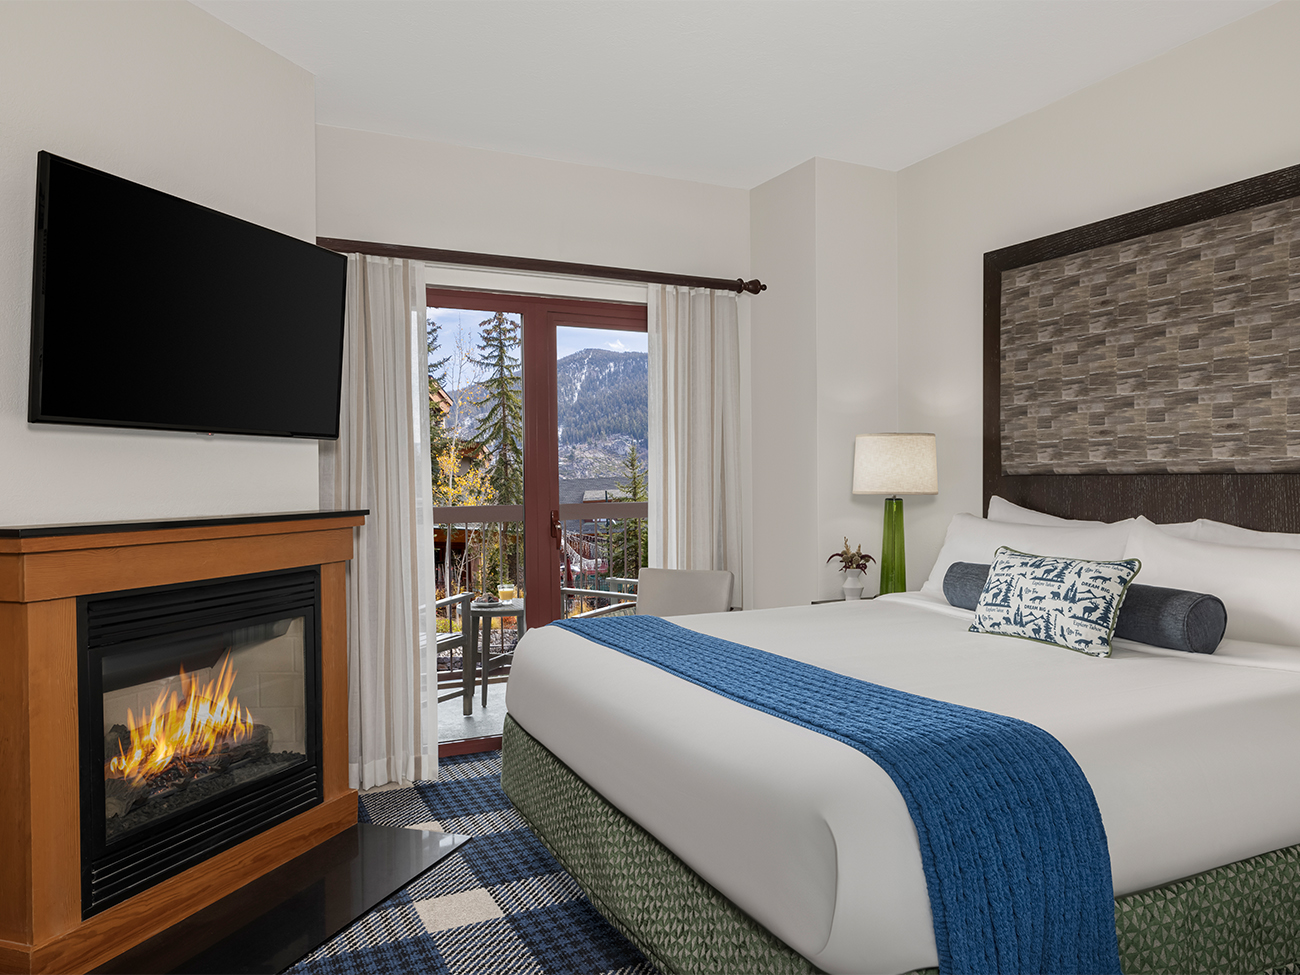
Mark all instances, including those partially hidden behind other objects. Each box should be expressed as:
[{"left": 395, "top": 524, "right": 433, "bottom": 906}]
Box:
[
  {"left": 1122, "top": 516, "right": 1300, "bottom": 647},
  {"left": 1189, "top": 518, "right": 1300, "bottom": 551},
  {"left": 987, "top": 496, "right": 1109, "bottom": 527},
  {"left": 987, "top": 494, "right": 1196, "bottom": 538},
  {"left": 920, "top": 513, "right": 1133, "bottom": 599},
  {"left": 1151, "top": 520, "right": 1197, "bottom": 539}
]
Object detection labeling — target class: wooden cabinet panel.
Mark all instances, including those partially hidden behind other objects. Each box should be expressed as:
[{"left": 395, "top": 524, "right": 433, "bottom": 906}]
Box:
[
  {"left": 26, "top": 600, "right": 79, "bottom": 945},
  {"left": 0, "top": 513, "right": 362, "bottom": 974},
  {"left": 321, "top": 561, "right": 349, "bottom": 798},
  {"left": 0, "top": 604, "right": 32, "bottom": 946},
  {"left": 17, "top": 529, "right": 354, "bottom": 602}
]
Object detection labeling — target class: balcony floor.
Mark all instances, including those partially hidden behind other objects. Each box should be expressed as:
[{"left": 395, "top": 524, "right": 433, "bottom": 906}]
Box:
[{"left": 437, "top": 677, "right": 507, "bottom": 745}]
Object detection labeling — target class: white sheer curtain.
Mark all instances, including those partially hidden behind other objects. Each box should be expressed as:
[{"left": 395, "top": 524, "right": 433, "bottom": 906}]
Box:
[
  {"left": 320, "top": 254, "right": 438, "bottom": 790},
  {"left": 646, "top": 285, "right": 743, "bottom": 605}
]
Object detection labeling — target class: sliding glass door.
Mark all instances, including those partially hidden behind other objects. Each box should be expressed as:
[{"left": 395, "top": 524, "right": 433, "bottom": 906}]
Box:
[
  {"left": 553, "top": 321, "right": 649, "bottom": 621},
  {"left": 425, "top": 290, "right": 646, "bottom": 729}
]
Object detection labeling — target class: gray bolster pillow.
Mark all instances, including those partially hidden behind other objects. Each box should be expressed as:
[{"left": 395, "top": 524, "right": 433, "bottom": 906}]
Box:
[{"left": 943, "top": 561, "right": 1227, "bottom": 654}]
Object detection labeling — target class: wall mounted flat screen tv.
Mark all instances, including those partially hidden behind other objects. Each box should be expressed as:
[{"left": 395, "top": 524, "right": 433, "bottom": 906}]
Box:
[{"left": 29, "top": 151, "right": 348, "bottom": 439}]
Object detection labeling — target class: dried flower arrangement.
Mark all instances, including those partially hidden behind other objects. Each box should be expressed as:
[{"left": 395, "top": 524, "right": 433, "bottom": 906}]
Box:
[{"left": 826, "top": 537, "right": 876, "bottom": 573}]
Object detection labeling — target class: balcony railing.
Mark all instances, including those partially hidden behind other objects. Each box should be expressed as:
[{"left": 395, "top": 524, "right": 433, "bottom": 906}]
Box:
[
  {"left": 428, "top": 507, "right": 646, "bottom": 700},
  {"left": 559, "top": 506, "right": 646, "bottom": 618}
]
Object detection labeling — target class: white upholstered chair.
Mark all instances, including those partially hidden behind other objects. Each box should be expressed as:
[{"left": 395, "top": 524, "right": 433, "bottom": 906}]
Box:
[{"left": 633, "top": 568, "right": 734, "bottom": 617}]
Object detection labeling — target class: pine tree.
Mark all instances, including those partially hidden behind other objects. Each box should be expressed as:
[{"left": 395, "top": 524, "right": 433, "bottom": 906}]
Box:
[
  {"left": 469, "top": 312, "right": 524, "bottom": 587},
  {"left": 427, "top": 313, "right": 451, "bottom": 391},
  {"left": 618, "top": 442, "right": 647, "bottom": 504},
  {"left": 426, "top": 313, "right": 453, "bottom": 465},
  {"left": 610, "top": 443, "right": 648, "bottom": 578},
  {"left": 469, "top": 312, "right": 524, "bottom": 504}
]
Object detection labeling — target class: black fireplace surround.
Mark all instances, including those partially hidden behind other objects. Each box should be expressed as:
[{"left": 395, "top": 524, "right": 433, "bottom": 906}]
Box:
[{"left": 78, "top": 568, "right": 325, "bottom": 917}]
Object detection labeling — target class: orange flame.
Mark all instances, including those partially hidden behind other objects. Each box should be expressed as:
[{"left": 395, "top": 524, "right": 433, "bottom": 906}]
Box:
[{"left": 106, "top": 655, "right": 255, "bottom": 785}]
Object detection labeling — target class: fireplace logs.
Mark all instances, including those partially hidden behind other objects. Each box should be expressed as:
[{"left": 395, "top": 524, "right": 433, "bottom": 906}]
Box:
[{"left": 103, "top": 723, "right": 305, "bottom": 842}]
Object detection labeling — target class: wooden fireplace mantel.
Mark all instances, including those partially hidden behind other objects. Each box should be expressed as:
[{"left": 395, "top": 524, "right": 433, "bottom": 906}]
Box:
[{"left": 0, "top": 510, "right": 366, "bottom": 975}]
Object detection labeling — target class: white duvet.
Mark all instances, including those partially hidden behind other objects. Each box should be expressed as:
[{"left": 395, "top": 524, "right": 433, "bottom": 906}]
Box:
[{"left": 505, "top": 593, "right": 1300, "bottom": 975}]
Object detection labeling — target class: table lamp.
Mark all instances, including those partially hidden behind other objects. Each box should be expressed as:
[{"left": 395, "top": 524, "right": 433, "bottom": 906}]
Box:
[{"left": 852, "top": 433, "right": 938, "bottom": 594}]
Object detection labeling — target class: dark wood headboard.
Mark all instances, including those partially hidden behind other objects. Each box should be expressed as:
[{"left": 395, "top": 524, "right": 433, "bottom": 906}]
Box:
[{"left": 984, "top": 163, "right": 1300, "bottom": 532}]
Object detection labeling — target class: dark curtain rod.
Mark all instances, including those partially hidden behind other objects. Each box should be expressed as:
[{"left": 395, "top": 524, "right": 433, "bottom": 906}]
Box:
[{"left": 316, "top": 237, "right": 766, "bottom": 295}]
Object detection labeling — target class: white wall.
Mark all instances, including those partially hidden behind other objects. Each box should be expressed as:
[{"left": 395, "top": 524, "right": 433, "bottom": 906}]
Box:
[
  {"left": 896, "top": 0, "right": 1300, "bottom": 587},
  {"left": 316, "top": 124, "right": 756, "bottom": 593},
  {"left": 815, "top": 159, "right": 899, "bottom": 601},
  {"left": 0, "top": 2, "right": 318, "bottom": 526},
  {"left": 749, "top": 161, "right": 818, "bottom": 609},
  {"left": 749, "top": 158, "right": 898, "bottom": 608},
  {"left": 316, "top": 125, "right": 750, "bottom": 277}
]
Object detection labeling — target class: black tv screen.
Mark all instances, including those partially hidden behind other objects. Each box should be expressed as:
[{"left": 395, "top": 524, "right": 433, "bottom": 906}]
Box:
[{"left": 29, "top": 151, "right": 347, "bottom": 439}]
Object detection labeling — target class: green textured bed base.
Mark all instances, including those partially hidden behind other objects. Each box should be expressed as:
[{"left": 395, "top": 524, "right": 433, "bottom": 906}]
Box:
[{"left": 500, "top": 714, "right": 1300, "bottom": 975}]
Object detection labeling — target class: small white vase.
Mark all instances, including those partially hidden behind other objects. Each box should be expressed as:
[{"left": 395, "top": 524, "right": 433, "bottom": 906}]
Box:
[{"left": 841, "top": 568, "right": 865, "bottom": 600}]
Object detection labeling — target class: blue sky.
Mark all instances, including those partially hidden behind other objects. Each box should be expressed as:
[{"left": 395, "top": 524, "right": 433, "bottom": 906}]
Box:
[{"left": 427, "top": 306, "right": 648, "bottom": 388}]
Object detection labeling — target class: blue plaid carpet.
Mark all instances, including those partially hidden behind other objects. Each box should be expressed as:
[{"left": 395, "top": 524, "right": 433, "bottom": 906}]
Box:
[{"left": 284, "top": 752, "right": 657, "bottom": 975}]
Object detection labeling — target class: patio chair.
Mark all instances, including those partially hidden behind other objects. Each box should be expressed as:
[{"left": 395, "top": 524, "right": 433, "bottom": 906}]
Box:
[
  {"left": 564, "top": 582, "right": 638, "bottom": 620},
  {"left": 435, "top": 591, "right": 473, "bottom": 705},
  {"left": 634, "top": 568, "right": 734, "bottom": 617}
]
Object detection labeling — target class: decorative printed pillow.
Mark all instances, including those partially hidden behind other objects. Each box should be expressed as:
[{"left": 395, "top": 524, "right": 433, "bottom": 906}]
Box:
[{"left": 970, "top": 547, "right": 1141, "bottom": 657}]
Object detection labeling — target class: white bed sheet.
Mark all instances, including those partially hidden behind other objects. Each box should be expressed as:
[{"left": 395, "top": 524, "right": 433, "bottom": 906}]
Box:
[{"left": 505, "top": 593, "right": 1300, "bottom": 974}]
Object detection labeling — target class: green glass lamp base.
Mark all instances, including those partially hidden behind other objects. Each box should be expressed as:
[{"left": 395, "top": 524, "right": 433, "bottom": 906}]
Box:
[{"left": 879, "top": 497, "right": 907, "bottom": 594}]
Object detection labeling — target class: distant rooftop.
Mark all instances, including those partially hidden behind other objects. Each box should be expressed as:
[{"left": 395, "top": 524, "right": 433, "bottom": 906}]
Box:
[
  {"left": 558, "top": 477, "right": 623, "bottom": 506},
  {"left": 583, "top": 488, "right": 629, "bottom": 503}
]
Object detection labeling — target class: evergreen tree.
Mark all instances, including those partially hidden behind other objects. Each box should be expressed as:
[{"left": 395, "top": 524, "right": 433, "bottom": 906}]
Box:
[
  {"left": 426, "top": 313, "right": 453, "bottom": 465},
  {"left": 426, "top": 312, "right": 451, "bottom": 391},
  {"left": 469, "top": 312, "right": 524, "bottom": 504},
  {"left": 610, "top": 443, "right": 648, "bottom": 578},
  {"left": 469, "top": 312, "right": 524, "bottom": 586},
  {"left": 428, "top": 380, "right": 451, "bottom": 464},
  {"left": 618, "top": 442, "right": 647, "bottom": 504}
]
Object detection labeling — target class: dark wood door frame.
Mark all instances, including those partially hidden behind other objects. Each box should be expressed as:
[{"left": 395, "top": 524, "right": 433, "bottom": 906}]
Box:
[{"left": 425, "top": 288, "right": 647, "bottom": 629}]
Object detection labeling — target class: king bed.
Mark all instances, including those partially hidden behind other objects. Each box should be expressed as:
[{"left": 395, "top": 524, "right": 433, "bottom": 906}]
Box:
[
  {"left": 501, "top": 509, "right": 1300, "bottom": 974},
  {"left": 501, "top": 164, "right": 1300, "bottom": 974}
]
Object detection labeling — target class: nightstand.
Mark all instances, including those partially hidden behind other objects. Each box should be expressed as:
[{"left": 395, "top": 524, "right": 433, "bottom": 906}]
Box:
[{"left": 811, "top": 595, "right": 878, "bottom": 604}]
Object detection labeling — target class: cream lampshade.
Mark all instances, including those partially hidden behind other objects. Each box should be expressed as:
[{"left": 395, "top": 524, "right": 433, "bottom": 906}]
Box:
[
  {"left": 852, "top": 433, "right": 938, "bottom": 593},
  {"left": 852, "top": 433, "right": 939, "bottom": 496}
]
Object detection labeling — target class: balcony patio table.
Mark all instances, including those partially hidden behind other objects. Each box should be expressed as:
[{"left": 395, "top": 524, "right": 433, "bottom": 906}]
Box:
[{"left": 464, "top": 599, "right": 526, "bottom": 715}]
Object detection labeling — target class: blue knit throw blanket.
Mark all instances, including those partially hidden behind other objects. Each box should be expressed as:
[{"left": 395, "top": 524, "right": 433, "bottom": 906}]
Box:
[{"left": 552, "top": 615, "right": 1121, "bottom": 975}]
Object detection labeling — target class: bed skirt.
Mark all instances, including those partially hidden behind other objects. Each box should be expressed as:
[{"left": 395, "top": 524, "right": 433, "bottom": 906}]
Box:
[{"left": 500, "top": 713, "right": 1300, "bottom": 975}]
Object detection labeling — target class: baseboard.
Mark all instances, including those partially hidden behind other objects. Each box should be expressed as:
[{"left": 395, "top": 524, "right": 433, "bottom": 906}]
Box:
[{"left": 440, "top": 735, "right": 502, "bottom": 758}]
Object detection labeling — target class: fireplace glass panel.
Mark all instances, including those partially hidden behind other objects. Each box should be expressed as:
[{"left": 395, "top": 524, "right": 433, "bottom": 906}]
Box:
[
  {"left": 81, "top": 568, "right": 323, "bottom": 917},
  {"left": 100, "top": 615, "right": 310, "bottom": 845}
]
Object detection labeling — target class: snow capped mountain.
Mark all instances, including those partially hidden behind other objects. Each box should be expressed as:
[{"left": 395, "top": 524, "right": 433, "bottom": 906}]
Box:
[
  {"left": 554, "top": 348, "right": 647, "bottom": 446},
  {"left": 445, "top": 347, "right": 648, "bottom": 478}
]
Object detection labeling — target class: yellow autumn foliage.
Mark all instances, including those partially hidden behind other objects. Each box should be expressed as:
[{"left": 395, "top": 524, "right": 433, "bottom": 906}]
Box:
[{"left": 433, "top": 447, "right": 494, "bottom": 508}]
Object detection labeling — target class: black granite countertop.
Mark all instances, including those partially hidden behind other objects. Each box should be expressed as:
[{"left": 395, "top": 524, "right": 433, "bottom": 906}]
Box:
[{"left": 0, "top": 509, "right": 369, "bottom": 539}]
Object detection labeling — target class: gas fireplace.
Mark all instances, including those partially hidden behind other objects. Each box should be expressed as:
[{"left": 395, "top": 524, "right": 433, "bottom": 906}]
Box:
[{"left": 78, "top": 568, "right": 324, "bottom": 917}]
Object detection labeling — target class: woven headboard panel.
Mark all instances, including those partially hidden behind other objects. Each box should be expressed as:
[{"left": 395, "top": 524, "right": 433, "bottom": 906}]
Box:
[{"left": 984, "top": 163, "right": 1300, "bottom": 531}]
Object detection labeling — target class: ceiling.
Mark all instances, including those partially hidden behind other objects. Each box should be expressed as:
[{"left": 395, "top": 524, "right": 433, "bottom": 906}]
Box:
[{"left": 194, "top": 0, "right": 1273, "bottom": 189}]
